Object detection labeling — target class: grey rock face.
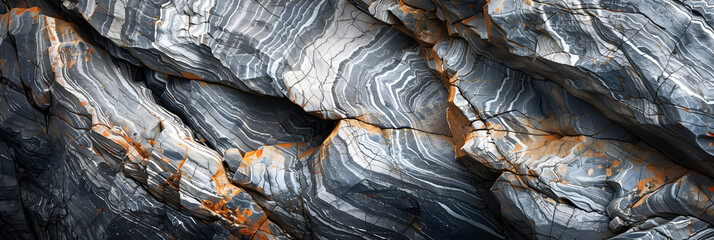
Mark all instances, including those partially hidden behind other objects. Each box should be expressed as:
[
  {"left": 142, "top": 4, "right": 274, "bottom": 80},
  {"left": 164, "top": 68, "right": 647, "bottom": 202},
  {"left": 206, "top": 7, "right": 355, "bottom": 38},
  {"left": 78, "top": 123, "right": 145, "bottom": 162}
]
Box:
[
  {"left": 355, "top": 0, "right": 714, "bottom": 172},
  {"left": 160, "top": 76, "right": 334, "bottom": 155},
  {"left": 1, "top": 8, "right": 284, "bottom": 239},
  {"left": 232, "top": 119, "right": 503, "bottom": 239},
  {"left": 1, "top": 0, "right": 714, "bottom": 239}
]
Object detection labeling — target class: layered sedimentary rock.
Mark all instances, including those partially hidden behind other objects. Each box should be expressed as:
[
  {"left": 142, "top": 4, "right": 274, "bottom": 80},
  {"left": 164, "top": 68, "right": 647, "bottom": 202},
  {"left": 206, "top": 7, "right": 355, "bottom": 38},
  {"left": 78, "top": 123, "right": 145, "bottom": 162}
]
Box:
[
  {"left": 351, "top": 0, "right": 714, "bottom": 172},
  {"left": 160, "top": 76, "right": 334, "bottom": 154},
  {"left": 232, "top": 119, "right": 503, "bottom": 239},
  {"left": 61, "top": 0, "right": 452, "bottom": 135},
  {"left": 2, "top": 0, "right": 714, "bottom": 239},
  {"left": 1, "top": 8, "right": 284, "bottom": 239}
]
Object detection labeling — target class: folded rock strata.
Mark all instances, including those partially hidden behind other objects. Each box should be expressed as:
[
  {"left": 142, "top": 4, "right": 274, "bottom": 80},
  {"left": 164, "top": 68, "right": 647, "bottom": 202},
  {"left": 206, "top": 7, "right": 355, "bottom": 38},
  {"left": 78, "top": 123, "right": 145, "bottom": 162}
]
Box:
[
  {"left": 232, "top": 119, "right": 504, "bottom": 239},
  {"left": 160, "top": 76, "right": 334, "bottom": 155},
  {"left": 1, "top": 8, "right": 285, "bottom": 239},
  {"left": 1, "top": 0, "right": 714, "bottom": 239},
  {"left": 62, "top": 0, "right": 452, "bottom": 135},
  {"left": 352, "top": 0, "right": 714, "bottom": 173}
]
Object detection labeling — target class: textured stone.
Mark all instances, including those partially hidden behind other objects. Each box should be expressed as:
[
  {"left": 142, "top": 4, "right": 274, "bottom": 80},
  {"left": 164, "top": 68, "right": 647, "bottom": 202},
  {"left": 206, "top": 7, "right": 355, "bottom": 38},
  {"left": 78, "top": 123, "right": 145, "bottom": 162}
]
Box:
[
  {"left": 1, "top": 8, "right": 286, "bottom": 239},
  {"left": 351, "top": 1, "right": 714, "bottom": 238},
  {"left": 3, "top": 0, "right": 714, "bottom": 239},
  {"left": 160, "top": 76, "right": 334, "bottom": 155},
  {"left": 61, "top": 0, "right": 452, "bottom": 135},
  {"left": 232, "top": 119, "right": 504, "bottom": 239},
  {"left": 353, "top": 0, "right": 714, "bottom": 174}
]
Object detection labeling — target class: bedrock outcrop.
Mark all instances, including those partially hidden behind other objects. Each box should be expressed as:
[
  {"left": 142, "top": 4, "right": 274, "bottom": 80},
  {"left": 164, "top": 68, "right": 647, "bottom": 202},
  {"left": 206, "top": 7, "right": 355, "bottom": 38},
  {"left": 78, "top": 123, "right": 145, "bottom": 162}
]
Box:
[{"left": 0, "top": 0, "right": 713, "bottom": 239}]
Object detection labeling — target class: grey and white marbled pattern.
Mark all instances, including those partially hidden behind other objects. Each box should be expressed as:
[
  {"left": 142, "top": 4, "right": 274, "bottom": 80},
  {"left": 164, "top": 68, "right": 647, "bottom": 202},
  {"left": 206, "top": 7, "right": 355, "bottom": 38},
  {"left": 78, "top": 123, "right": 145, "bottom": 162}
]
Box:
[
  {"left": 3, "top": 0, "right": 714, "bottom": 239},
  {"left": 232, "top": 119, "right": 504, "bottom": 239}
]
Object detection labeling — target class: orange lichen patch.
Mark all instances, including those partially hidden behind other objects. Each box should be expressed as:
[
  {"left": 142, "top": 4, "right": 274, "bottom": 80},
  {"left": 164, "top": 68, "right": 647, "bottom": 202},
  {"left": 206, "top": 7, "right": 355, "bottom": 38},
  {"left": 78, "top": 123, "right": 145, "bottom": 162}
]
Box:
[
  {"left": 630, "top": 192, "right": 650, "bottom": 208},
  {"left": 180, "top": 71, "right": 202, "bottom": 80},
  {"left": 275, "top": 142, "right": 294, "bottom": 148},
  {"left": 67, "top": 59, "right": 77, "bottom": 68},
  {"left": 200, "top": 158, "right": 268, "bottom": 234},
  {"left": 81, "top": 101, "right": 87, "bottom": 106},
  {"left": 612, "top": 160, "right": 621, "bottom": 167},
  {"left": 299, "top": 147, "right": 318, "bottom": 159},
  {"left": 631, "top": 162, "right": 686, "bottom": 196},
  {"left": 201, "top": 198, "right": 268, "bottom": 237},
  {"left": 92, "top": 124, "right": 150, "bottom": 159},
  {"left": 13, "top": 7, "right": 41, "bottom": 18},
  {"left": 243, "top": 148, "right": 264, "bottom": 161},
  {"left": 588, "top": 168, "right": 594, "bottom": 176},
  {"left": 647, "top": 164, "right": 673, "bottom": 183},
  {"left": 165, "top": 154, "right": 188, "bottom": 189},
  {"left": 119, "top": 134, "right": 150, "bottom": 158},
  {"left": 201, "top": 198, "right": 247, "bottom": 223},
  {"left": 241, "top": 148, "right": 266, "bottom": 168},
  {"left": 254, "top": 220, "right": 276, "bottom": 239},
  {"left": 494, "top": 7, "right": 502, "bottom": 13},
  {"left": 211, "top": 161, "right": 241, "bottom": 198},
  {"left": 605, "top": 168, "right": 612, "bottom": 177},
  {"left": 237, "top": 228, "right": 254, "bottom": 236}
]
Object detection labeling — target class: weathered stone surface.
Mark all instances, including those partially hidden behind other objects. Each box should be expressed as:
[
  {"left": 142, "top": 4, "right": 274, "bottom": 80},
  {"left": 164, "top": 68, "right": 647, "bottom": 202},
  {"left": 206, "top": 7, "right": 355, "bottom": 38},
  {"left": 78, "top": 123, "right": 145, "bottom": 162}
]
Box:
[
  {"left": 351, "top": 1, "right": 714, "bottom": 238},
  {"left": 610, "top": 216, "right": 714, "bottom": 239},
  {"left": 232, "top": 119, "right": 504, "bottom": 239},
  {"left": 1, "top": 8, "right": 286, "bottom": 239},
  {"left": 353, "top": 0, "right": 714, "bottom": 174},
  {"left": 442, "top": 37, "right": 709, "bottom": 239},
  {"left": 0, "top": 142, "right": 33, "bottom": 239},
  {"left": 61, "top": 0, "right": 451, "bottom": 135},
  {"left": 160, "top": 76, "right": 334, "bottom": 155},
  {"left": 3, "top": 0, "right": 714, "bottom": 239}
]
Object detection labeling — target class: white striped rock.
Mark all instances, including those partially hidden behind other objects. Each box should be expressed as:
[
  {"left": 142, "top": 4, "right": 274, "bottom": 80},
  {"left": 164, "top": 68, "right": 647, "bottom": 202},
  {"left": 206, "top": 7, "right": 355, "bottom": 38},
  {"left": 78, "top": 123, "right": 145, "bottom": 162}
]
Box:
[
  {"left": 3, "top": 0, "right": 714, "bottom": 239},
  {"left": 0, "top": 8, "right": 286, "bottom": 239},
  {"left": 351, "top": 0, "right": 714, "bottom": 175},
  {"left": 159, "top": 76, "right": 334, "bottom": 155},
  {"left": 232, "top": 119, "right": 504, "bottom": 239},
  {"left": 61, "top": 0, "right": 451, "bottom": 135}
]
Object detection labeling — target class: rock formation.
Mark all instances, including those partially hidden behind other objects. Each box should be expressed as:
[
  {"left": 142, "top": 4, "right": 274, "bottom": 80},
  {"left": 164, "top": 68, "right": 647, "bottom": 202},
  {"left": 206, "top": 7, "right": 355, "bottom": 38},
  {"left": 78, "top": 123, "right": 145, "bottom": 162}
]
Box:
[{"left": 0, "top": 0, "right": 713, "bottom": 239}]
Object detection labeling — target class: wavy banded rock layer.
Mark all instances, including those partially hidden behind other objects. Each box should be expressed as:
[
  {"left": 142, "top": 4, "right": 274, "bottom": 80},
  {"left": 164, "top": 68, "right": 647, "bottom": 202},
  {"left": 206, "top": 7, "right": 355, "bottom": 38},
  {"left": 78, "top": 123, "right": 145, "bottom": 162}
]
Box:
[{"left": 1, "top": 0, "right": 714, "bottom": 239}]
